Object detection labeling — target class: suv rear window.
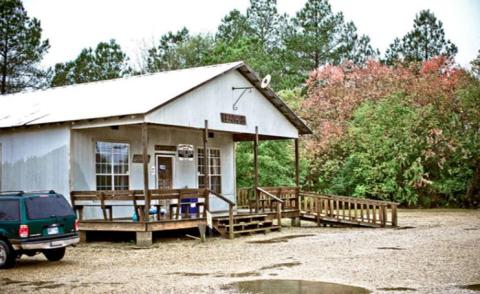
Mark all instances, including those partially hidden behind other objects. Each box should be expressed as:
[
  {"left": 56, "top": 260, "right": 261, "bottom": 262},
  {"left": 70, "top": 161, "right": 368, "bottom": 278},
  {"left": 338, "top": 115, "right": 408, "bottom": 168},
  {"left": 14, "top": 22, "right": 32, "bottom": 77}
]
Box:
[
  {"left": 0, "top": 200, "right": 20, "bottom": 221},
  {"left": 25, "top": 195, "right": 74, "bottom": 220}
]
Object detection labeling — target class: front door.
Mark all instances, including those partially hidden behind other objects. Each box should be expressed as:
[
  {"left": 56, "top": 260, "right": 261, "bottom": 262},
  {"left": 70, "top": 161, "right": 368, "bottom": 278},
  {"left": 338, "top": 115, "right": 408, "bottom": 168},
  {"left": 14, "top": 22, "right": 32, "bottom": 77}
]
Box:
[{"left": 156, "top": 156, "right": 173, "bottom": 189}]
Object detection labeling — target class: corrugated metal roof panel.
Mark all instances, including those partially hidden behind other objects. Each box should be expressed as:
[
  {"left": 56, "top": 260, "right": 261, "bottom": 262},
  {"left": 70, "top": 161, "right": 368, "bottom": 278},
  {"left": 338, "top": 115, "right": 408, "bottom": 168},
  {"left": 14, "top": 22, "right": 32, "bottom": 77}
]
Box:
[
  {"left": 0, "top": 61, "right": 312, "bottom": 134},
  {"left": 0, "top": 62, "right": 242, "bottom": 128}
]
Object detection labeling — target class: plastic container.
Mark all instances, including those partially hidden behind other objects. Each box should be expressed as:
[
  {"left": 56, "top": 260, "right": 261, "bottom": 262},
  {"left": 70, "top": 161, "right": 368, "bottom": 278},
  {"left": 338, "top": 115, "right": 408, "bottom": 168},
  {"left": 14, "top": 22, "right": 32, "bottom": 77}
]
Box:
[{"left": 181, "top": 198, "right": 198, "bottom": 214}]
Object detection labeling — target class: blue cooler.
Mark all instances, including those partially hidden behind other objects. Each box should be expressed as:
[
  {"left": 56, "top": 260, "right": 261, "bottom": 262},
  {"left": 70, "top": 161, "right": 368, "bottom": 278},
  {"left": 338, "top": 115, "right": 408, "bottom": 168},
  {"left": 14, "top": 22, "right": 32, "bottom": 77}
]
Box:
[{"left": 181, "top": 198, "right": 198, "bottom": 214}]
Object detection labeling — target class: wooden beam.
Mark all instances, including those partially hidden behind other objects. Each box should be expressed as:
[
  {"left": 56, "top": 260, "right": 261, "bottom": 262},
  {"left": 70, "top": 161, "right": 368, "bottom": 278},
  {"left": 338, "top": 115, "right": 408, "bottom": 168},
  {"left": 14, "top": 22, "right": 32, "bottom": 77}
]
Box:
[
  {"left": 203, "top": 120, "right": 210, "bottom": 210},
  {"left": 294, "top": 139, "right": 300, "bottom": 187},
  {"left": 294, "top": 138, "right": 300, "bottom": 211},
  {"left": 254, "top": 126, "right": 259, "bottom": 213},
  {"left": 142, "top": 123, "right": 150, "bottom": 222}
]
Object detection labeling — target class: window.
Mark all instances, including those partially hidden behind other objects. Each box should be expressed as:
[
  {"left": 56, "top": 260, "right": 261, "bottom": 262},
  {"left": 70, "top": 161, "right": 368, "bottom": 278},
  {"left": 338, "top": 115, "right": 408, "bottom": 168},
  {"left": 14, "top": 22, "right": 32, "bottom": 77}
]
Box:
[
  {"left": 26, "top": 195, "right": 74, "bottom": 220},
  {"left": 95, "top": 141, "right": 129, "bottom": 190},
  {"left": 0, "top": 200, "right": 20, "bottom": 221},
  {"left": 198, "top": 148, "right": 222, "bottom": 193}
]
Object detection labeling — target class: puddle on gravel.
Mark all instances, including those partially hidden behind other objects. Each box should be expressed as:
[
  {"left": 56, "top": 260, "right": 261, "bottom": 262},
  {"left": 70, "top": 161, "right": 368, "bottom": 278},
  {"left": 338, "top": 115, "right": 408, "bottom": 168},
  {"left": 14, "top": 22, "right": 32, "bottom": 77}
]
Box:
[
  {"left": 395, "top": 226, "right": 416, "bottom": 230},
  {"left": 259, "top": 262, "right": 302, "bottom": 270},
  {"left": 1, "top": 278, "right": 122, "bottom": 290},
  {"left": 247, "top": 234, "right": 315, "bottom": 244},
  {"left": 223, "top": 279, "right": 370, "bottom": 294},
  {"left": 219, "top": 271, "right": 262, "bottom": 278},
  {"left": 170, "top": 262, "right": 300, "bottom": 278},
  {"left": 0, "top": 279, "right": 65, "bottom": 290},
  {"left": 459, "top": 284, "right": 480, "bottom": 291},
  {"left": 169, "top": 272, "right": 210, "bottom": 277},
  {"left": 378, "top": 287, "right": 416, "bottom": 291},
  {"left": 377, "top": 247, "right": 405, "bottom": 250},
  {"left": 0, "top": 278, "right": 24, "bottom": 286}
]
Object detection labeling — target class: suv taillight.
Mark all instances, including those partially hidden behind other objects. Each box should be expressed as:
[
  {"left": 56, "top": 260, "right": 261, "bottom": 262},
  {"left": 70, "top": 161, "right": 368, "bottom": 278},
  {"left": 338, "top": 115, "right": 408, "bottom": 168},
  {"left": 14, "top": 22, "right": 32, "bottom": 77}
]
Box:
[
  {"left": 74, "top": 219, "right": 79, "bottom": 232},
  {"left": 19, "top": 224, "right": 29, "bottom": 238}
]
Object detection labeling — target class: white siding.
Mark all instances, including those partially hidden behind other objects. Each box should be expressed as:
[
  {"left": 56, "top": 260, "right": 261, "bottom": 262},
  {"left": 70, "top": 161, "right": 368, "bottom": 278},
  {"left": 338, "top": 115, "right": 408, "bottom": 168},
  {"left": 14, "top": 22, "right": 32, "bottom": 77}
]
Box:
[
  {"left": 71, "top": 125, "right": 235, "bottom": 216},
  {"left": 145, "top": 70, "right": 299, "bottom": 138},
  {"left": 0, "top": 126, "right": 70, "bottom": 197}
]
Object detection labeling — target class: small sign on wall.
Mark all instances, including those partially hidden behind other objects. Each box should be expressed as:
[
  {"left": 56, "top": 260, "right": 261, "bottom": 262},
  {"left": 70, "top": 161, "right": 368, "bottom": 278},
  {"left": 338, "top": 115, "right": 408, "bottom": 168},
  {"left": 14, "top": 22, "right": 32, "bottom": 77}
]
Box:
[
  {"left": 132, "top": 154, "right": 151, "bottom": 163},
  {"left": 220, "top": 113, "right": 247, "bottom": 125},
  {"left": 177, "top": 144, "right": 194, "bottom": 161}
]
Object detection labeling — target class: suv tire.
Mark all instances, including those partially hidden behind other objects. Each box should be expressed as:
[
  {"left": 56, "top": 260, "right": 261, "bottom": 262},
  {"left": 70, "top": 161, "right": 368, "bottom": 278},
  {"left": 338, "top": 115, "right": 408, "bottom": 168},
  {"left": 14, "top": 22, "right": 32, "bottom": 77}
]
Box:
[
  {"left": 43, "top": 247, "right": 66, "bottom": 261},
  {"left": 0, "top": 240, "right": 16, "bottom": 269}
]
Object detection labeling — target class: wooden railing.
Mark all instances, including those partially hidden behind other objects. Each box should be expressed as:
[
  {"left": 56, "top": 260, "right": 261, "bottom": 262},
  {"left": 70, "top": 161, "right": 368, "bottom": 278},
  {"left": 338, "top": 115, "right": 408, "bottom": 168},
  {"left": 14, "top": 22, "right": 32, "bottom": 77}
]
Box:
[
  {"left": 209, "top": 190, "right": 236, "bottom": 239},
  {"left": 71, "top": 188, "right": 236, "bottom": 236},
  {"left": 300, "top": 192, "right": 398, "bottom": 227},
  {"left": 257, "top": 187, "right": 283, "bottom": 229},
  {"left": 237, "top": 186, "right": 299, "bottom": 212},
  {"left": 236, "top": 188, "right": 252, "bottom": 209},
  {"left": 71, "top": 188, "right": 209, "bottom": 222}
]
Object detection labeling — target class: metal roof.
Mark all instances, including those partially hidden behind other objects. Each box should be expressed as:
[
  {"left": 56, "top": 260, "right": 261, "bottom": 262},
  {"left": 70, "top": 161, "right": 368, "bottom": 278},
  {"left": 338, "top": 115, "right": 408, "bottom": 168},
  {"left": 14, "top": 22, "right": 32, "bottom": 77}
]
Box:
[{"left": 0, "top": 61, "right": 311, "bottom": 135}]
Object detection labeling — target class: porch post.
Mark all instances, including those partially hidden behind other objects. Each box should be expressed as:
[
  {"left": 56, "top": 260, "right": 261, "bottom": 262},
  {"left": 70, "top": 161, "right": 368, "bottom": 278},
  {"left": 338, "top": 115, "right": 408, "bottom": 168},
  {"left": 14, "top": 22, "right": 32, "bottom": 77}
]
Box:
[
  {"left": 293, "top": 138, "right": 301, "bottom": 227},
  {"left": 203, "top": 120, "right": 210, "bottom": 210},
  {"left": 295, "top": 138, "right": 300, "bottom": 188},
  {"left": 142, "top": 123, "right": 150, "bottom": 222},
  {"left": 254, "top": 126, "right": 259, "bottom": 213}
]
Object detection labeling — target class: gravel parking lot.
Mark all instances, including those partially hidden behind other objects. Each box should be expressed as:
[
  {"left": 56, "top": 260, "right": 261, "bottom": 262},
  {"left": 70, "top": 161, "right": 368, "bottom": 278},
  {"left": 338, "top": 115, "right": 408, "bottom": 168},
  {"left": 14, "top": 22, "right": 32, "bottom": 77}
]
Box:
[{"left": 0, "top": 209, "right": 479, "bottom": 293}]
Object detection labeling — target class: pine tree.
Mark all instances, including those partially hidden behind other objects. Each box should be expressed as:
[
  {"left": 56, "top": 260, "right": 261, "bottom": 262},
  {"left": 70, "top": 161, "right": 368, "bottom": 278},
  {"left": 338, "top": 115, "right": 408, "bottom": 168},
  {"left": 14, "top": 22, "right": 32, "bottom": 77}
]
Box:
[
  {"left": 145, "top": 28, "right": 215, "bottom": 72},
  {"left": 0, "top": 0, "right": 50, "bottom": 94},
  {"left": 246, "top": 0, "right": 288, "bottom": 51},
  {"left": 286, "top": 0, "right": 377, "bottom": 77},
  {"left": 51, "top": 39, "right": 131, "bottom": 86},
  {"left": 385, "top": 9, "right": 457, "bottom": 64},
  {"left": 216, "top": 9, "right": 252, "bottom": 44}
]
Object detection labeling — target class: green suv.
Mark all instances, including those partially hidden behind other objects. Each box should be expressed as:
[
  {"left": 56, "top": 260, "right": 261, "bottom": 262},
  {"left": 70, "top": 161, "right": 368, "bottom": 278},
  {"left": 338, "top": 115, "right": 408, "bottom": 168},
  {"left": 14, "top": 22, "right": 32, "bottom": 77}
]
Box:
[{"left": 0, "top": 190, "right": 79, "bottom": 268}]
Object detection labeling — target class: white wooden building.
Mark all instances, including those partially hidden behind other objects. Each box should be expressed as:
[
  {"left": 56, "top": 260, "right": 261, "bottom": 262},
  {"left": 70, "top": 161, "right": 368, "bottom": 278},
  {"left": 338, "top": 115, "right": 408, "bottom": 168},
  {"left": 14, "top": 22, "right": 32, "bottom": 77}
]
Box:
[{"left": 0, "top": 61, "right": 312, "bottom": 244}]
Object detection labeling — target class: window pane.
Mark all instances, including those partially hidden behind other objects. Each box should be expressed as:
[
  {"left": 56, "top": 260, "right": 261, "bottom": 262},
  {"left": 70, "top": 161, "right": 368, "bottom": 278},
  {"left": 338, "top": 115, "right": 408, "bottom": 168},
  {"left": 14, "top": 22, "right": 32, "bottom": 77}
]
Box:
[
  {"left": 198, "top": 176, "right": 205, "bottom": 189},
  {"left": 26, "top": 195, "right": 74, "bottom": 219},
  {"left": 96, "top": 175, "right": 112, "bottom": 190},
  {"left": 211, "top": 176, "right": 221, "bottom": 193},
  {"left": 0, "top": 200, "right": 20, "bottom": 221},
  {"left": 114, "top": 176, "right": 129, "bottom": 190}
]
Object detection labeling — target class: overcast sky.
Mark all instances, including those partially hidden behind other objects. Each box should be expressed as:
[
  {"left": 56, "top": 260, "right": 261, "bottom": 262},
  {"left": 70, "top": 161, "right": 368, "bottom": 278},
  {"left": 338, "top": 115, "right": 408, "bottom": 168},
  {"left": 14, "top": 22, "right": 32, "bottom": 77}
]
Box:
[{"left": 23, "top": 0, "right": 480, "bottom": 69}]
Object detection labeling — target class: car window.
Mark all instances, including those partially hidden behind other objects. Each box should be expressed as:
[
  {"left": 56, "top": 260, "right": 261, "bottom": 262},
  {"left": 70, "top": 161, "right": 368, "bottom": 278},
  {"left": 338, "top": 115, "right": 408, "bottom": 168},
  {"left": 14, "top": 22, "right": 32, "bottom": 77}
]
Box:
[
  {"left": 25, "top": 195, "right": 74, "bottom": 219},
  {"left": 0, "top": 200, "right": 20, "bottom": 221}
]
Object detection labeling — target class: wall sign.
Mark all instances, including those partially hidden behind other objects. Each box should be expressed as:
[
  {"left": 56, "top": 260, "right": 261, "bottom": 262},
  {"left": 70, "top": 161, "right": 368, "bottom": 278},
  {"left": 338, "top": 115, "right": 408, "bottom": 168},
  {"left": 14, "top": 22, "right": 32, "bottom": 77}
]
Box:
[
  {"left": 220, "top": 113, "right": 246, "bottom": 125},
  {"left": 155, "top": 145, "right": 177, "bottom": 152},
  {"left": 177, "top": 144, "right": 194, "bottom": 161},
  {"left": 132, "top": 154, "right": 151, "bottom": 163}
]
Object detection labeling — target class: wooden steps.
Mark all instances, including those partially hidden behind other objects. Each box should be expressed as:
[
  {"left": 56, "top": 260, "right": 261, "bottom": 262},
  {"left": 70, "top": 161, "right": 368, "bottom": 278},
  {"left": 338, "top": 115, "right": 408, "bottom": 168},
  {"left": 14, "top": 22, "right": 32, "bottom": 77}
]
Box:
[{"left": 213, "top": 213, "right": 280, "bottom": 239}]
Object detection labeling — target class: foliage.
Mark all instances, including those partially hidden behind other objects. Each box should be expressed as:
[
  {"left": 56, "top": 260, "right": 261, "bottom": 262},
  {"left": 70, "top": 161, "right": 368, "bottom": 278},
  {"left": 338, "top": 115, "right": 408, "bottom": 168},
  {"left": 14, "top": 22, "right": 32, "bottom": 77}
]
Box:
[
  {"left": 384, "top": 10, "right": 457, "bottom": 65},
  {"left": 145, "top": 28, "right": 216, "bottom": 73},
  {"left": 236, "top": 140, "right": 296, "bottom": 188},
  {"left": 0, "top": 0, "right": 50, "bottom": 94},
  {"left": 139, "top": 0, "right": 378, "bottom": 91},
  {"left": 51, "top": 39, "right": 131, "bottom": 86},
  {"left": 471, "top": 49, "right": 480, "bottom": 78},
  {"left": 303, "top": 57, "right": 480, "bottom": 206},
  {"left": 286, "top": 0, "right": 377, "bottom": 76}
]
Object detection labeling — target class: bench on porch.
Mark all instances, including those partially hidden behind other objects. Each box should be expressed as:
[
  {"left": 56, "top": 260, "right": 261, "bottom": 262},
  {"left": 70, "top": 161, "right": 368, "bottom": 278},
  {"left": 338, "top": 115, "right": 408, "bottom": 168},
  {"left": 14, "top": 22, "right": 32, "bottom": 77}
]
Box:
[{"left": 70, "top": 189, "right": 209, "bottom": 222}]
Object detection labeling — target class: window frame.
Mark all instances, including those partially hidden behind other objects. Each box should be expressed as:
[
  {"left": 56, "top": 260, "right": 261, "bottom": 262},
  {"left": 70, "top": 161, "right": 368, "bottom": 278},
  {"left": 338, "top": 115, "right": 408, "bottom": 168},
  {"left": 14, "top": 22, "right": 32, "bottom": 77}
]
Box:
[
  {"left": 95, "top": 141, "right": 131, "bottom": 191},
  {"left": 197, "top": 147, "right": 222, "bottom": 193}
]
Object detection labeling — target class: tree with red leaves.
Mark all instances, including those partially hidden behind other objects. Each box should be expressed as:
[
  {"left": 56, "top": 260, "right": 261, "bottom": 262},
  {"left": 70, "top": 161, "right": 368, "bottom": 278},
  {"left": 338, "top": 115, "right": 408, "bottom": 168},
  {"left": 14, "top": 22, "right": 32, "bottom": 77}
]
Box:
[{"left": 302, "top": 57, "right": 480, "bottom": 207}]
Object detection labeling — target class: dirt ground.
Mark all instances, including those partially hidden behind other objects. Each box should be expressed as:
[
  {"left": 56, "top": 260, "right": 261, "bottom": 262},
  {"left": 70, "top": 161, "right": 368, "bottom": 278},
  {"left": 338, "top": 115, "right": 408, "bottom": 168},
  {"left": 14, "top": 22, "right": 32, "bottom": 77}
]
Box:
[{"left": 0, "top": 209, "right": 479, "bottom": 294}]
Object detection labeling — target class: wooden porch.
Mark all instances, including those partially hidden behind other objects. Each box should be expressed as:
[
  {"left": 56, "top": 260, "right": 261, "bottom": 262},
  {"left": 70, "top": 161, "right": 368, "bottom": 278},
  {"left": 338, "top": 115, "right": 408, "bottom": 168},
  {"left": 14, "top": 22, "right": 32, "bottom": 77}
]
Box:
[{"left": 71, "top": 186, "right": 399, "bottom": 246}]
